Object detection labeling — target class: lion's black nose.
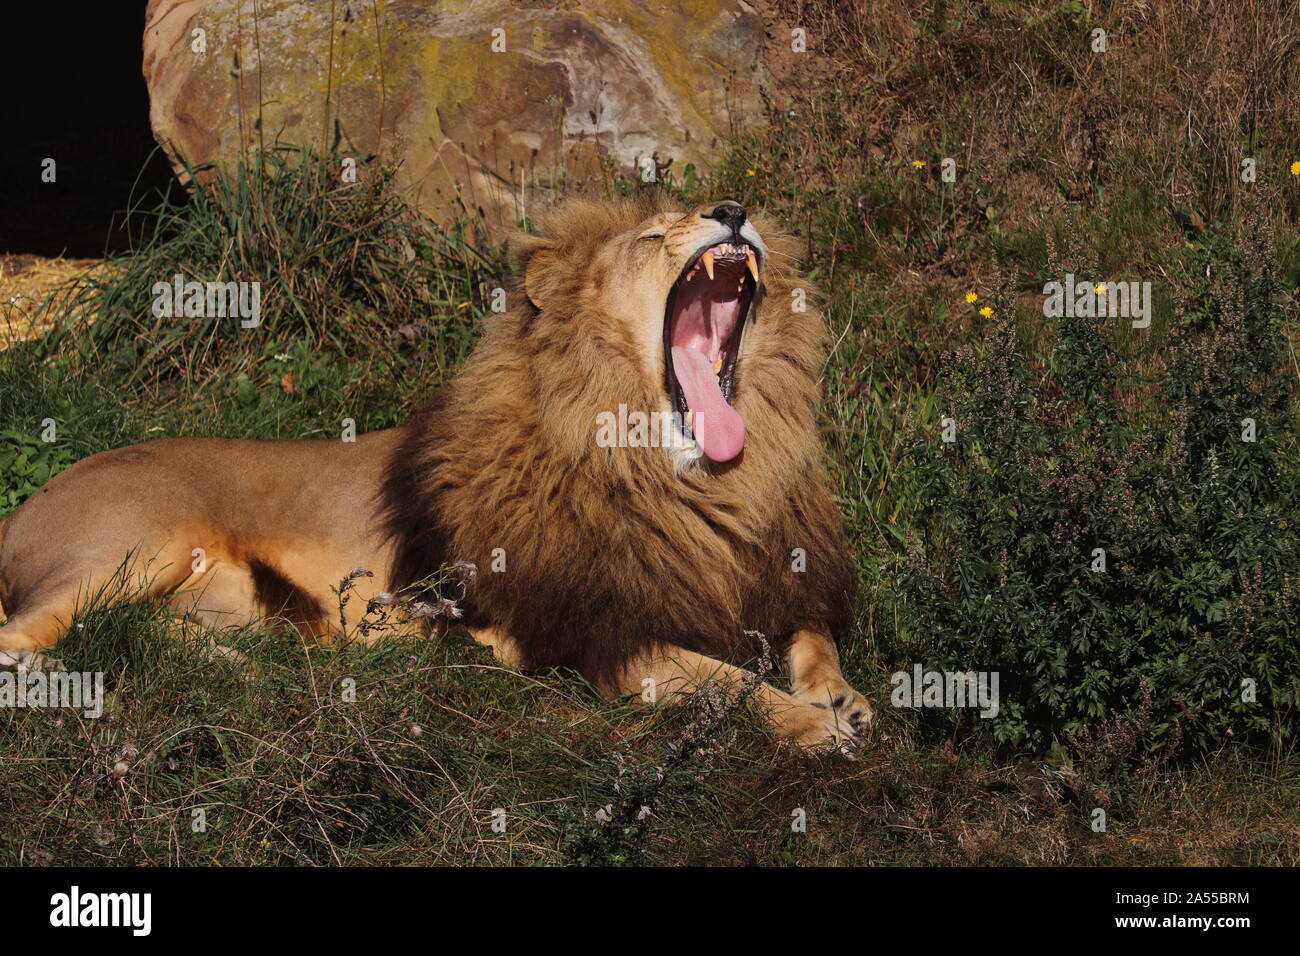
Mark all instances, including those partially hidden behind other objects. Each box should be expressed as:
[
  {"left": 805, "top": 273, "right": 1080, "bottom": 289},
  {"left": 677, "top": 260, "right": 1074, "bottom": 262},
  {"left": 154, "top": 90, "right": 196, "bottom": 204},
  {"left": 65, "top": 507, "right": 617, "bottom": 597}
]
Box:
[{"left": 705, "top": 202, "right": 747, "bottom": 235}]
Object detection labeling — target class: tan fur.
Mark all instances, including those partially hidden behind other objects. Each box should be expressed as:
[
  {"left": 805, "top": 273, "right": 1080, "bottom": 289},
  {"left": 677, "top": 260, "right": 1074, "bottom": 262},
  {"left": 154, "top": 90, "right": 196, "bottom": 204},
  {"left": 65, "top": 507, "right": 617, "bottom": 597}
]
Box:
[
  {"left": 0, "top": 432, "right": 403, "bottom": 651},
  {"left": 0, "top": 197, "right": 871, "bottom": 749}
]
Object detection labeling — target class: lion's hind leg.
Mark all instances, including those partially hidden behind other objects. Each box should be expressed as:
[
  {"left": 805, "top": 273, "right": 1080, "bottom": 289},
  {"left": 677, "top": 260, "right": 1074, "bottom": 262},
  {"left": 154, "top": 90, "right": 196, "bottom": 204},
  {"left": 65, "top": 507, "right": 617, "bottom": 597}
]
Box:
[
  {"left": 0, "top": 582, "right": 89, "bottom": 669},
  {"left": 0, "top": 547, "right": 193, "bottom": 670}
]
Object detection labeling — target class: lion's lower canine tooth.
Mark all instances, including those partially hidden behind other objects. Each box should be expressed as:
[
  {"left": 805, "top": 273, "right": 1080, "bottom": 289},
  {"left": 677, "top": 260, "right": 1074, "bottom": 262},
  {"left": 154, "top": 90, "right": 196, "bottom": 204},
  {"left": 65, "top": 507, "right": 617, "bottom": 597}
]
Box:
[
  {"left": 745, "top": 250, "right": 758, "bottom": 281},
  {"left": 702, "top": 251, "right": 715, "bottom": 279},
  {"left": 712, "top": 359, "right": 723, "bottom": 375}
]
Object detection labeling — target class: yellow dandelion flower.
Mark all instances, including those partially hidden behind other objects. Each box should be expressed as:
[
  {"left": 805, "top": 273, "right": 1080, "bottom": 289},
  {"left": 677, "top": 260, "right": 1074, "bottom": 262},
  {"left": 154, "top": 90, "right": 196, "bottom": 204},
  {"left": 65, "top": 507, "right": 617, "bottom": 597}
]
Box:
[
  {"left": 912, "top": 160, "right": 926, "bottom": 168},
  {"left": 747, "top": 169, "right": 757, "bottom": 176},
  {"left": 965, "top": 292, "right": 979, "bottom": 304},
  {"left": 979, "top": 306, "right": 993, "bottom": 318},
  {"left": 1291, "top": 161, "right": 1300, "bottom": 176},
  {"left": 1094, "top": 284, "right": 1105, "bottom": 294}
]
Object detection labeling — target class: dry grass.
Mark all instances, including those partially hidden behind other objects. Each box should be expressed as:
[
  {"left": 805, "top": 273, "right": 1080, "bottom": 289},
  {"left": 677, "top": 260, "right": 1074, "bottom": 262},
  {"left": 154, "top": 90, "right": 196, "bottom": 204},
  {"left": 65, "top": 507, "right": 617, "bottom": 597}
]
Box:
[{"left": 0, "top": 255, "right": 106, "bottom": 349}]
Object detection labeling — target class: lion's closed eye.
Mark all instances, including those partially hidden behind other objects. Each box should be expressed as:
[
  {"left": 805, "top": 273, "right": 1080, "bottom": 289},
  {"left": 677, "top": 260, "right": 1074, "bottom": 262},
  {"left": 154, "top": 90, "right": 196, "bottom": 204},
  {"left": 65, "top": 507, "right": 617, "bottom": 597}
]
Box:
[{"left": 636, "top": 213, "right": 683, "bottom": 241}]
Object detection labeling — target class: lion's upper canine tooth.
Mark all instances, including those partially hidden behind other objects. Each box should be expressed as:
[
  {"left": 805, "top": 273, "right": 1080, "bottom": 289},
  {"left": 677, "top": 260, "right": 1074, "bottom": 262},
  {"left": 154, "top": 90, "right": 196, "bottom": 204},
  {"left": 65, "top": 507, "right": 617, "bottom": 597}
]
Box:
[
  {"left": 745, "top": 250, "right": 758, "bottom": 281},
  {"left": 702, "top": 251, "right": 715, "bottom": 280}
]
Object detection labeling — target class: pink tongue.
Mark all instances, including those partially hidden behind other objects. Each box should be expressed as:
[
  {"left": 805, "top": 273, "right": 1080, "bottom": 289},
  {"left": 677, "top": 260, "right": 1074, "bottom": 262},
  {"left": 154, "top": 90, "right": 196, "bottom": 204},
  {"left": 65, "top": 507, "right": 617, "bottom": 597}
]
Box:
[{"left": 672, "top": 346, "right": 746, "bottom": 461}]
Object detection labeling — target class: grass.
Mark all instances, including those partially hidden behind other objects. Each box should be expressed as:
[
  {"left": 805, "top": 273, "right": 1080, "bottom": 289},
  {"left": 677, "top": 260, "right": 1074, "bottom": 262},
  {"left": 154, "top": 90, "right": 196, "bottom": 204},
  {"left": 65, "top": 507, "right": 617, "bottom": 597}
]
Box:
[
  {"left": 7, "top": 610, "right": 1298, "bottom": 865},
  {"left": 7, "top": 592, "right": 1298, "bottom": 865},
  {"left": 3, "top": 0, "right": 1300, "bottom": 865}
]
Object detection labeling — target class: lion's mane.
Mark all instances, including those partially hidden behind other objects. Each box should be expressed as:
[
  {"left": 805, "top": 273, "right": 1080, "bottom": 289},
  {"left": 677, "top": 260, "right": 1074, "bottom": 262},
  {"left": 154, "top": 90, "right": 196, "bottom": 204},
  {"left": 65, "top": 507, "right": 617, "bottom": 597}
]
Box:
[{"left": 379, "top": 196, "right": 854, "bottom": 689}]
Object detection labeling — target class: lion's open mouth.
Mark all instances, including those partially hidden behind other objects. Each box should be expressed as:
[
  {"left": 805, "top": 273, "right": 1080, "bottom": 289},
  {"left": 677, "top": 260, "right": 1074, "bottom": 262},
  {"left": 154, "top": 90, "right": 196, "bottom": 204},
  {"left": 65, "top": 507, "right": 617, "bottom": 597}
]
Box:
[{"left": 663, "top": 240, "right": 759, "bottom": 462}]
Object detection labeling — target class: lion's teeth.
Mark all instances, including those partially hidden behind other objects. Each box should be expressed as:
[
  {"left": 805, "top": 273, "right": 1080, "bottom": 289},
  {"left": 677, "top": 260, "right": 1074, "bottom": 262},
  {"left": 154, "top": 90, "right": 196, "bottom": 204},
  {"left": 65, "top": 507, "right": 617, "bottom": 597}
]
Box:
[
  {"left": 702, "top": 251, "right": 715, "bottom": 280},
  {"left": 712, "top": 359, "right": 723, "bottom": 375},
  {"left": 745, "top": 250, "right": 758, "bottom": 281}
]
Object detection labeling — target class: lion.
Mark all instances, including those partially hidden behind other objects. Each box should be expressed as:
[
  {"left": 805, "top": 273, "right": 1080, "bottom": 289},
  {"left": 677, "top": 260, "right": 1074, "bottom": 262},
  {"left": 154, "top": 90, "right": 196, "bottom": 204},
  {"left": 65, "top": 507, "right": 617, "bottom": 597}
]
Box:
[{"left": 0, "top": 197, "right": 872, "bottom": 748}]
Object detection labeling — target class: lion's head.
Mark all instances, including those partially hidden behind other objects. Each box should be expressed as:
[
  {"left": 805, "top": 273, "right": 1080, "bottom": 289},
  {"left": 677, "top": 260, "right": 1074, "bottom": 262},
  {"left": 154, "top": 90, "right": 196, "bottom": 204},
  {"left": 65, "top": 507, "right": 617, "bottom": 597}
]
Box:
[
  {"left": 384, "top": 196, "right": 850, "bottom": 685},
  {"left": 509, "top": 196, "right": 823, "bottom": 473}
]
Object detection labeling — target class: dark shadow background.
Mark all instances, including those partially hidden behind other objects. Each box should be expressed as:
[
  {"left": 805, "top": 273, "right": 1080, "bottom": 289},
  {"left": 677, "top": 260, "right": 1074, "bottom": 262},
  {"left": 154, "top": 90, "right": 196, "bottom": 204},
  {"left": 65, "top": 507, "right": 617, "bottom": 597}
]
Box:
[{"left": 0, "top": 0, "right": 178, "bottom": 257}]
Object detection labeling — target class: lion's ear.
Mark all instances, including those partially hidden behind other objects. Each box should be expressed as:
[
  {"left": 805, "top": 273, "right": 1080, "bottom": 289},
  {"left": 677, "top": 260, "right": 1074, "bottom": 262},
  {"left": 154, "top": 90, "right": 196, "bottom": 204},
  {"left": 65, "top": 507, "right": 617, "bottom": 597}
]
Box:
[{"left": 510, "top": 233, "right": 561, "bottom": 310}]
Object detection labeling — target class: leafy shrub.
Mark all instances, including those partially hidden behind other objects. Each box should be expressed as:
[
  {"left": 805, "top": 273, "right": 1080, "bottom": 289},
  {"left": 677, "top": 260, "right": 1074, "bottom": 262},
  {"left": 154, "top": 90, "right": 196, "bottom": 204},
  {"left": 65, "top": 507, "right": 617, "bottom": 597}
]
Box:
[
  {"left": 0, "top": 427, "right": 72, "bottom": 516},
  {"left": 898, "top": 206, "right": 1300, "bottom": 757}
]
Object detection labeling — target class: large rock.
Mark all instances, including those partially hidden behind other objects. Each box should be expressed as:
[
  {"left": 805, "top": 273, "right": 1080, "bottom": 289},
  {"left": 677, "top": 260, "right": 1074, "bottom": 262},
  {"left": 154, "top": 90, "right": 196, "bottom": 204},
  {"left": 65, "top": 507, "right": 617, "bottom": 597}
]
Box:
[{"left": 142, "top": 0, "right": 767, "bottom": 229}]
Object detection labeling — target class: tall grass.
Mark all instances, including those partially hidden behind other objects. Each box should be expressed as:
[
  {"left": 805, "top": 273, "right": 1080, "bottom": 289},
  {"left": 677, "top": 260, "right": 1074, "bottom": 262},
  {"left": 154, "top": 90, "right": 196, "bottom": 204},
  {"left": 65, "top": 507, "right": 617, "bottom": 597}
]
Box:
[{"left": 40, "top": 148, "right": 499, "bottom": 391}]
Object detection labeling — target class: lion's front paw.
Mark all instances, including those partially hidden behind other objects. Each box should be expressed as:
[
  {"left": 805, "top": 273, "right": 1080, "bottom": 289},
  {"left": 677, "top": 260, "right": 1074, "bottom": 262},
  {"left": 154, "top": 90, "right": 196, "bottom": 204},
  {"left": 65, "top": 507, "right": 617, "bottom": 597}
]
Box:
[
  {"left": 776, "top": 696, "right": 868, "bottom": 755},
  {"left": 792, "top": 678, "right": 874, "bottom": 740}
]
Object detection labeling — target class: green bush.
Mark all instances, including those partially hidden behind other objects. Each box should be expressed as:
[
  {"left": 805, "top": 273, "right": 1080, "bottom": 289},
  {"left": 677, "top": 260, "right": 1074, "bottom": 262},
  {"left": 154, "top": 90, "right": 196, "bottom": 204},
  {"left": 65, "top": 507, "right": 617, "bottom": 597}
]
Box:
[
  {"left": 898, "top": 207, "right": 1300, "bottom": 757},
  {"left": 0, "top": 427, "right": 73, "bottom": 517}
]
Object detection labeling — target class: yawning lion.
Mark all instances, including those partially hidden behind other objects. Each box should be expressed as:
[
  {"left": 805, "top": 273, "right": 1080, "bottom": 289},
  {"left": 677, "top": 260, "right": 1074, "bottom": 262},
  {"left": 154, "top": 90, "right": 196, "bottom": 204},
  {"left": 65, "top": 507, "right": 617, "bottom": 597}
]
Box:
[{"left": 0, "top": 197, "right": 872, "bottom": 748}]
